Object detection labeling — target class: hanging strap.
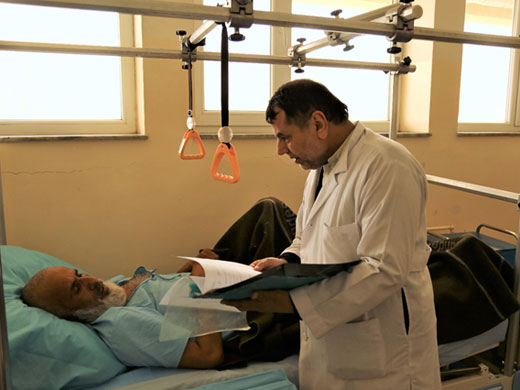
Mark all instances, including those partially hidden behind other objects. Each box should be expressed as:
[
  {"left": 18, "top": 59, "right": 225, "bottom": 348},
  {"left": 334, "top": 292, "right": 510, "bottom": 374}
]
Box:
[
  {"left": 211, "top": 23, "right": 240, "bottom": 183},
  {"left": 221, "top": 23, "right": 229, "bottom": 128},
  {"left": 179, "top": 47, "right": 205, "bottom": 160},
  {"left": 188, "top": 50, "right": 193, "bottom": 117}
]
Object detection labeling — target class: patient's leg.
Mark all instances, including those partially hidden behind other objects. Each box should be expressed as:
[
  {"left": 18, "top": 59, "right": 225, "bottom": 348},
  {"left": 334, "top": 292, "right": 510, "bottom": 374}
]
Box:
[{"left": 212, "top": 197, "right": 297, "bottom": 264}]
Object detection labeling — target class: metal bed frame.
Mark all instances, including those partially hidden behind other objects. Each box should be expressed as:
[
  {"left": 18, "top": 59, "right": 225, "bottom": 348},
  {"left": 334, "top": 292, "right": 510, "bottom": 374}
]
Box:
[
  {"left": 0, "top": 1, "right": 519, "bottom": 388},
  {"left": 426, "top": 175, "right": 520, "bottom": 381}
]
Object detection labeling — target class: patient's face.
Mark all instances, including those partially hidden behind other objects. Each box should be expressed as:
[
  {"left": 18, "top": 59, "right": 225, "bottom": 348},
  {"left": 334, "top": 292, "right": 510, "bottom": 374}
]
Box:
[{"left": 35, "top": 266, "right": 125, "bottom": 320}]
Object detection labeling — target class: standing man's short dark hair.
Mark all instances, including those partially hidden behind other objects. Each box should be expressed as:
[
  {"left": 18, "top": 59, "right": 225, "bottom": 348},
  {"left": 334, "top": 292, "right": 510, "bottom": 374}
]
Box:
[{"left": 265, "top": 79, "right": 349, "bottom": 128}]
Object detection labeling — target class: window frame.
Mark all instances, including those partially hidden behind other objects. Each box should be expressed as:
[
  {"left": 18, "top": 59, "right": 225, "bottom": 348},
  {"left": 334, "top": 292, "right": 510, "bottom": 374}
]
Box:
[
  {"left": 193, "top": 0, "right": 394, "bottom": 136},
  {"left": 457, "top": 0, "right": 520, "bottom": 134},
  {"left": 0, "top": 13, "right": 138, "bottom": 137}
]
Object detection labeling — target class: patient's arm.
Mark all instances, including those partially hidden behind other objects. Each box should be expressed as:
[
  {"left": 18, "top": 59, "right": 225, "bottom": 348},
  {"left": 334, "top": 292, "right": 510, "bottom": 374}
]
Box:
[{"left": 178, "top": 333, "right": 224, "bottom": 369}]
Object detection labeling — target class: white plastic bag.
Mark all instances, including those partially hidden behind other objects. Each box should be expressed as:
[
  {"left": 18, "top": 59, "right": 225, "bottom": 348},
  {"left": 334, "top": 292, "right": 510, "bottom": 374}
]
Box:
[{"left": 159, "top": 275, "right": 249, "bottom": 341}]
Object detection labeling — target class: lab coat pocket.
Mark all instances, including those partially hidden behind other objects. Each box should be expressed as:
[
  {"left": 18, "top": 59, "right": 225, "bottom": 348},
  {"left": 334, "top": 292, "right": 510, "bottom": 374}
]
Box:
[
  {"left": 321, "top": 222, "right": 360, "bottom": 263},
  {"left": 326, "top": 318, "right": 387, "bottom": 379}
]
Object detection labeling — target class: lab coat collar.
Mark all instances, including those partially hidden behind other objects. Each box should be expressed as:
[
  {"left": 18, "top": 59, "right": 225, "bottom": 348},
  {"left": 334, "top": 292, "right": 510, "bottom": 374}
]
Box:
[{"left": 306, "top": 121, "right": 365, "bottom": 223}]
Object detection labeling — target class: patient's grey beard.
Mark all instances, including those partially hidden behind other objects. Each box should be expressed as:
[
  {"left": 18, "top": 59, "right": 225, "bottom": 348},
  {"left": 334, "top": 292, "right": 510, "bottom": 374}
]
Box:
[{"left": 73, "top": 281, "right": 127, "bottom": 323}]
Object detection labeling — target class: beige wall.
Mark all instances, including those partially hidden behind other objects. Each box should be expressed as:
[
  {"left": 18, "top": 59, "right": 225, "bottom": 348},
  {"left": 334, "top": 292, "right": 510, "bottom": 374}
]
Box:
[{"left": 1, "top": 0, "right": 519, "bottom": 278}]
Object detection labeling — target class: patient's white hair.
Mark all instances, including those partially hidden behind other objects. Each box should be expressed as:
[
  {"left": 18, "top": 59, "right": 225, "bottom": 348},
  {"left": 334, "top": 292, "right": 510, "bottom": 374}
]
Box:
[{"left": 72, "top": 281, "right": 127, "bottom": 323}]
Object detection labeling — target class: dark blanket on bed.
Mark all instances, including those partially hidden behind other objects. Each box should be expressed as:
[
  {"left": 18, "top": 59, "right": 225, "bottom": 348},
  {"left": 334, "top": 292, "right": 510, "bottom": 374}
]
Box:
[
  {"left": 212, "top": 197, "right": 297, "bottom": 264},
  {"left": 213, "top": 197, "right": 300, "bottom": 368},
  {"left": 212, "top": 197, "right": 519, "bottom": 350},
  {"left": 428, "top": 234, "right": 519, "bottom": 344}
]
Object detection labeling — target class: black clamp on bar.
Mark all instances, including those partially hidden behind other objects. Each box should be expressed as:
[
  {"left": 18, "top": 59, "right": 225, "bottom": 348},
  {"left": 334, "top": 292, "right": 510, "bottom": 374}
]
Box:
[
  {"left": 228, "top": 0, "right": 254, "bottom": 41},
  {"left": 288, "top": 37, "right": 307, "bottom": 74},
  {"left": 396, "top": 56, "right": 413, "bottom": 74}
]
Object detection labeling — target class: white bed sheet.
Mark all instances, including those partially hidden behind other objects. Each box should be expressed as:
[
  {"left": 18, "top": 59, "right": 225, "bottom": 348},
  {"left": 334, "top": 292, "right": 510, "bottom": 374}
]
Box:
[
  {"left": 438, "top": 320, "right": 508, "bottom": 366},
  {"left": 89, "top": 354, "right": 299, "bottom": 390}
]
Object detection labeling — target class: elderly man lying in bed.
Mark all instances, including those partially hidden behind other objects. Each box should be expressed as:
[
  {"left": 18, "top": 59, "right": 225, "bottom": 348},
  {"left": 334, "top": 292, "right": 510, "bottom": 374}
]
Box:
[
  {"left": 21, "top": 257, "right": 229, "bottom": 370},
  {"left": 21, "top": 197, "right": 299, "bottom": 370},
  {"left": 21, "top": 254, "right": 299, "bottom": 371}
]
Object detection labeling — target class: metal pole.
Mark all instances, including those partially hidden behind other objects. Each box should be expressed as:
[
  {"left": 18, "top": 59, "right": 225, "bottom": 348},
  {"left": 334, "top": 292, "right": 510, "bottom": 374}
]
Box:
[
  {"left": 0, "top": 163, "right": 10, "bottom": 390},
  {"left": 0, "top": 254, "right": 10, "bottom": 390},
  {"left": 2, "top": 0, "right": 520, "bottom": 49},
  {"left": 189, "top": 20, "right": 218, "bottom": 46},
  {"left": 426, "top": 175, "right": 519, "bottom": 205},
  {"left": 0, "top": 40, "right": 415, "bottom": 73},
  {"left": 388, "top": 72, "right": 400, "bottom": 140},
  {"left": 295, "top": 3, "right": 402, "bottom": 56}
]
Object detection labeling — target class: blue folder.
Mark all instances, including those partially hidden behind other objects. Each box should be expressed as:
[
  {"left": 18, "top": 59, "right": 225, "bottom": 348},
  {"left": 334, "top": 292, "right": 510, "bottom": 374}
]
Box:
[{"left": 197, "top": 261, "right": 360, "bottom": 300}]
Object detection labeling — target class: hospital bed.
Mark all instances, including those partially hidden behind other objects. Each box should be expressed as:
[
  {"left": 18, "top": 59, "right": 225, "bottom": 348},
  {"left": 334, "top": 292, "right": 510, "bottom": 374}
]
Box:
[
  {"left": 0, "top": 176, "right": 519, "bottom": 389},
  {"left": 427, "top": 175, "right": 520, "bottom": 390},
  {"left": 0, "top": 235, "right": 517, "bottom": 390}
]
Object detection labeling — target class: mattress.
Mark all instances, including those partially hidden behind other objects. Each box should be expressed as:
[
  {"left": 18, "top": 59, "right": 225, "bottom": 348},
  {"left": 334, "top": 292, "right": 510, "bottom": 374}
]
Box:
[
  {"left": 438, "top": 320, "right": 508, "bottom": 366},
  {"left": 89, "top": 354, "right": 299, "bottom": 390}
]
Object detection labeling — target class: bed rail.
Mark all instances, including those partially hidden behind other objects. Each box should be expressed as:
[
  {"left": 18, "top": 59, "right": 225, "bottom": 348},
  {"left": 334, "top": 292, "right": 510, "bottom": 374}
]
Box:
[{"left": 427, "top": 174, "right": 520, "bottom": 377}]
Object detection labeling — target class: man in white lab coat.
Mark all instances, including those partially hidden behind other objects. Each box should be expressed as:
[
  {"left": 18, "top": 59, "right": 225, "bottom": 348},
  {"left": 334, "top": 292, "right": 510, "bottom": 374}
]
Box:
[{"left": 223, "top": 79, "right": 441, "bottom": 389}]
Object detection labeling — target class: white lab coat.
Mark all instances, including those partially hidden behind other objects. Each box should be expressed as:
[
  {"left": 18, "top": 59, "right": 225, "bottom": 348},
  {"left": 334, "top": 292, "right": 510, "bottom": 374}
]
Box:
[{"left": 287, "top": 122, "right": 441, "bottom": 390}]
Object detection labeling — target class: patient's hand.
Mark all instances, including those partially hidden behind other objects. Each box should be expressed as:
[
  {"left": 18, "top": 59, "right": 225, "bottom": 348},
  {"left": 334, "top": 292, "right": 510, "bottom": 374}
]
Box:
[
  {"left": 176, "top": 248, "right": 219, "bottom": 274},
  {"left": 197, "top": 249, "right": 219, "bottom": 259},
  {"left": 250, "top": 257, "right": 287, "bottom": 271}
]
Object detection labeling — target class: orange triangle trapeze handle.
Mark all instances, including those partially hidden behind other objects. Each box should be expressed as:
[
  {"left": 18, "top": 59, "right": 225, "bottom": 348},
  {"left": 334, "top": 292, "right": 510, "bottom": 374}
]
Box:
[
  {"left": 210, "top": 143, "right": 240, "bottom": 184},
  {"left": 178, "top": 129, "right": 205, "bottom": 160}
]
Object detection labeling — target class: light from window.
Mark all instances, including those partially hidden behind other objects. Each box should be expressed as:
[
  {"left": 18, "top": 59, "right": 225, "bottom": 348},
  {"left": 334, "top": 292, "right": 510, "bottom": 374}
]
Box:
[
  {"left": 292, "top": 1, "right": 392, "bottom": 121},
  {"left": 458, "top": 1, "right": 513, "bottom": 123},
  {"left": 203, "top": 0, "right": 270, "bottom": 112},
  {"left": 0, "top": 4, "right": 123, "bottom": 121}
]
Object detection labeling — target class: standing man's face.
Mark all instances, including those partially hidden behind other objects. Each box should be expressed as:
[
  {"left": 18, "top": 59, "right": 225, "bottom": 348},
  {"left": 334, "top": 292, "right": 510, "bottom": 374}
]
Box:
[{"left": 271, "top": 109, "right": 328, "bottom": 170}]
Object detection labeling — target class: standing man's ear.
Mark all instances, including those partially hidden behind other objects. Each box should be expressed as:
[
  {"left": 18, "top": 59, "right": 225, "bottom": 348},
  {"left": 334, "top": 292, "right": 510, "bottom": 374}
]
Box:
[{"left": 311, "top": 110, "right": 328, "bottom": 139}]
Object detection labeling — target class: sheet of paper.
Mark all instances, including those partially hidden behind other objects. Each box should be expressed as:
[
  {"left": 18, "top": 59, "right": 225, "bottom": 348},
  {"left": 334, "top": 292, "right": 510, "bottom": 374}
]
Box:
[
  {"left": 178, "top": 256, "right": 260, "bottom": 293},
  {"left": 159, "top": 276, "right": 239, "bottom": 312}
]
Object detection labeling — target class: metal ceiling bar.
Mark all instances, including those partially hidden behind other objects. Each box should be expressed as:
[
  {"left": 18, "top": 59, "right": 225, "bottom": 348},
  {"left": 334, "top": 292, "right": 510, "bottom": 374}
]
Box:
[
  {"left": 2, "top": 0, "right": 520, "bottom": 49},
  {"left": 0, "top": 40, "right": 415, "bottom": 73}
]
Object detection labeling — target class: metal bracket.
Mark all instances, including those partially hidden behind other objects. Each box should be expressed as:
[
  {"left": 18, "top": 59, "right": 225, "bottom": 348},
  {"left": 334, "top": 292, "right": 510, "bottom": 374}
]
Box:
[
  {"left": 228, "top": 0, "right": 253, "bottom": 29},
  {"left": 288, "top": 38, "right": 307, "bottom": 73},
  {"left": 324, "top": 10, "right": 354, "bottom": 52},
  {"left": 176, "top": 30, "right": 197, "bottom": 69},
  {"left": 325, "top": 31, "right": 355, "bottom": 52},
  {"left": 385, "top": 2, "right": 423, "bottom": 54}
]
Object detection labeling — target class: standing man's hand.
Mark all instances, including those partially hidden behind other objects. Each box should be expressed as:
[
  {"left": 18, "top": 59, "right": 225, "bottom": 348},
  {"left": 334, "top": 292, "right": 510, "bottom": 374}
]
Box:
[
  {"left": 221, "top": 290, "right": 295, "bottom": 313},
  {"left": 250, "top": 257, "right": 287, "bottom": 271}
]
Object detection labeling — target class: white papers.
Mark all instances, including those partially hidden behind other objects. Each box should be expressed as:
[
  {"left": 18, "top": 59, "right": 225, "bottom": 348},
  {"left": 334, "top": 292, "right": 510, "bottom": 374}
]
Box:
[
  {"left": 160, "top": 257, "right": 260, "bottom": 309},
  {"left": 177, "top": 256, "right": 260, "bottom": 294},
  {"left": 159, "top": 276, "right": 238, "bottom": 312}
]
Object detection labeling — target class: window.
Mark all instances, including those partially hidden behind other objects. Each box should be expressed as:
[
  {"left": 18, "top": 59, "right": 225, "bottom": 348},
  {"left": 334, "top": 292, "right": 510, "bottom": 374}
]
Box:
[
  {"left": 291, "top": 0, "right": 391, "bottom": 124},
  {"left": 195, "top": 0, "right": 394, "bottom": 135},
  {"left": 0, "top": 4, "right": 136, "bottom": 136},
  {"left": 458, "top": 0, "right": 519, "bottom": 133}
]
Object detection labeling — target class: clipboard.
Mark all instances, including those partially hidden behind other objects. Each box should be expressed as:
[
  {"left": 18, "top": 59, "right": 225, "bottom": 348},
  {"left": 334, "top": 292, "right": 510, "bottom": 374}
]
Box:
[{"left": 196, "top": 261, "right": 361, "bottom": 300}]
